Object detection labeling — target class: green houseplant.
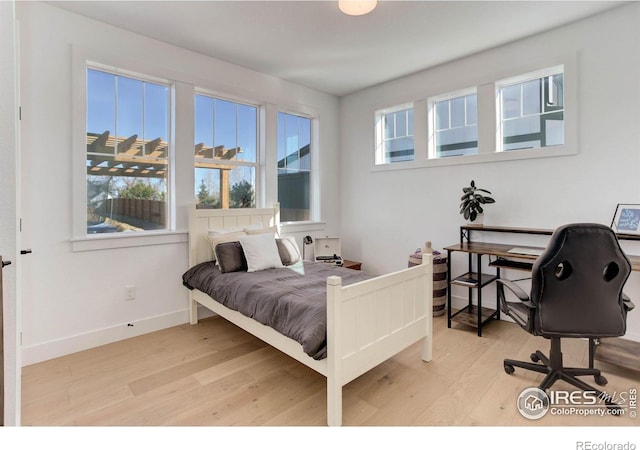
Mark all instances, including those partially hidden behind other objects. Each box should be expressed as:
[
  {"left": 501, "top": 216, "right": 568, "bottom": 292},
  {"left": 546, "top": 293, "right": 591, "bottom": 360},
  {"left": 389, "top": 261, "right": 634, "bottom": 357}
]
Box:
[{"left": 460, "top": 180, "right": 495, "bottom": 222}]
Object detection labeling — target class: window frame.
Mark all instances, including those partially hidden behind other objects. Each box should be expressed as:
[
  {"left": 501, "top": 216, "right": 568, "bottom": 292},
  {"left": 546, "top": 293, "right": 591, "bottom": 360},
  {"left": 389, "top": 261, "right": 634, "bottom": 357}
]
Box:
[
  {"left": 495, "top": 64, "right": 565, "bottom": 153},
  {"left": 428, "top": 87, "right": 478, "bottom": 159},
  {"left": 372, "top": 53, "right": 577, "bottom": 172},
  {"left": 71, "top": 47, "right": 184, "bottom": 252},
  {"left": 276, "top": 109, "right": 316, "bottom": 224},
  {"left": 374, "top": 102, "right": 415, "bottom": 166},
  {"left": 193, "top": 89, "right": 260, "bottom": 210}
]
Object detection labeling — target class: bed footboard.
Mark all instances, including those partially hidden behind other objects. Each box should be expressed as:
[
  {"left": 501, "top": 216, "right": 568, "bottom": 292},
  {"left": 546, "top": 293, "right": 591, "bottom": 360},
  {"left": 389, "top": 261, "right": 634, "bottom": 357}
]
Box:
[{"left": 325, "top": 255, "right": 433, "bottom": 426}]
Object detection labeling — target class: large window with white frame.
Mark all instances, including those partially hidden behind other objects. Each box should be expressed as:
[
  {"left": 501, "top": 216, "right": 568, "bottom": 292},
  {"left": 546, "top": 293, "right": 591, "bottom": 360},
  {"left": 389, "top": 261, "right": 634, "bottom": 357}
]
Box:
[
  {"left": 194, "top": 93, "right": 258, "bottom": 209},
  {"left": 497, "top": 65, "right": 564, "bottom": 151},
  {"left": 375, "top": 104, "right": 414, "bottom": 164},
  {"left": 429, "top": 90, "right": 478, "bottom": 158},
  {"left": 277, "top": 111, "right": 312, "bottom": 222},
  {"left": 85, "top": 66, "right": 171, "bottom": 235}
]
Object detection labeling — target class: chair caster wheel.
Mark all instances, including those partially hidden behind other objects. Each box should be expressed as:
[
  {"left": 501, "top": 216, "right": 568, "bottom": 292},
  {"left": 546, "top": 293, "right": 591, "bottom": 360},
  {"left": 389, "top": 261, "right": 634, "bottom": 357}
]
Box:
[
  {"left": 595, "top": 375, "right": 608, "bottom": 386},
  {"left": 504, "top": 364, "right": 515, "bottom": 375},
  {"left": 530, "top": 353, "right": 540, "bottom": 362}
]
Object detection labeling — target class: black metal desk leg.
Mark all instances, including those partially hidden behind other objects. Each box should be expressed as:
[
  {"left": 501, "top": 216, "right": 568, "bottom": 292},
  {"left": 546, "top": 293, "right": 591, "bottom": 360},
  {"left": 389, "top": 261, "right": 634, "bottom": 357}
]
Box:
[
  {"left": 477, "top": 252, "right": 482, "bottom": 337},
  {"left": 447, "top": 249, "right": 452, "bottom": 329}
]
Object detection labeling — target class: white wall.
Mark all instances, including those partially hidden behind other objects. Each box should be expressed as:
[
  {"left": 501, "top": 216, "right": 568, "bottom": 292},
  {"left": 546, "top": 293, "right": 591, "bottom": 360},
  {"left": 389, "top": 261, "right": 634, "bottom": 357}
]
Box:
[
  {"left": 17, "top": 2, "right": 341, "bottom": 364},
  {"left": 339, "top": 3, "right": 640, "bottom": 341}
]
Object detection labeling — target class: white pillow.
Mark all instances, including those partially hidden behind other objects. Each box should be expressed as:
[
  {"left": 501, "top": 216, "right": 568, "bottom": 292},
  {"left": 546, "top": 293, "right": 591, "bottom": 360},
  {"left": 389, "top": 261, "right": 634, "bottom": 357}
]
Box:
[
  {"left": 245, "top": 225, "right": 280, "bottom": 237},
  {"left": 239, "top": 233, "right": 284, "bottom": 272}
]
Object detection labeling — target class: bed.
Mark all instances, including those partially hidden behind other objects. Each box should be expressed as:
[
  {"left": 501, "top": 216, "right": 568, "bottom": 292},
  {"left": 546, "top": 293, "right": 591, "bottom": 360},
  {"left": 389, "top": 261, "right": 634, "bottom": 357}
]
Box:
[{"left": 184, "top": 204, "right": 433, "bottom": 426}]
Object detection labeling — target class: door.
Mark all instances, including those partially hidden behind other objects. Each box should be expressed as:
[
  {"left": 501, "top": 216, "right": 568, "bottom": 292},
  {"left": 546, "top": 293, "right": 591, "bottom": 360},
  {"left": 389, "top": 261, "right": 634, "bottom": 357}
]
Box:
[{"left": 0, "top": 0, "right": 21, "bottom": 426}]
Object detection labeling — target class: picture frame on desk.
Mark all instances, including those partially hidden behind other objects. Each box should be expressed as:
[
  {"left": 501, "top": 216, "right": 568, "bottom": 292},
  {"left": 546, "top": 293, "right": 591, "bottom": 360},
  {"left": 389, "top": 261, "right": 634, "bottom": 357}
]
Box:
[{"left": 611, "top": 204, "right": 640, "bottom": 235}]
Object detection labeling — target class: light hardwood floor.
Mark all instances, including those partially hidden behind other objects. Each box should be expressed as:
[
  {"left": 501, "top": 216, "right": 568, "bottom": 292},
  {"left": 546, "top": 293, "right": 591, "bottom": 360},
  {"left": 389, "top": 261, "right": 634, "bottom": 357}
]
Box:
[{"left": 21, "top": 315, "right": 639, "bottom": 427}]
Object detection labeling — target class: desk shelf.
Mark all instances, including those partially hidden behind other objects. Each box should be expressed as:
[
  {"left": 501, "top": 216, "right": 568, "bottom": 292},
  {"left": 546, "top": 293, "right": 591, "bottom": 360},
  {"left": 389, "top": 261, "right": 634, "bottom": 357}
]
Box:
[
  {"left": 451, "top": 272, "right": 497, "bottom": 288},
  {"left": 450, "top": 305, "right": 498, "bottom": 330}
]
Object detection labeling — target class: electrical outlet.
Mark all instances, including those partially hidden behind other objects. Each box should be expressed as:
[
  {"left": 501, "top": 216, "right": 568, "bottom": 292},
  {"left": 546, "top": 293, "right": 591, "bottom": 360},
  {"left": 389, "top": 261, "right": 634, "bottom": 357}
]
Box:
[{"left": 125, "top": 285, "right": 136, "bottom": 301}]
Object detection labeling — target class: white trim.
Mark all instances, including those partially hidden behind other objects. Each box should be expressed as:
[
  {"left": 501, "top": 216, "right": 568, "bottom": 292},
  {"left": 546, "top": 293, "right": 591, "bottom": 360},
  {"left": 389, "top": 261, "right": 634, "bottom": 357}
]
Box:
[
  {"left": 371, "top": 52, "right": 578, "bottom": 172},
  {"left": 71, "top": 230, "right": 187, "bottom": 252},
  {"left": 21, "top": 309, "right": 189, "bottom": 366},
  {"left": 72, "top": 45, "right": 178, "bottom": 248}
]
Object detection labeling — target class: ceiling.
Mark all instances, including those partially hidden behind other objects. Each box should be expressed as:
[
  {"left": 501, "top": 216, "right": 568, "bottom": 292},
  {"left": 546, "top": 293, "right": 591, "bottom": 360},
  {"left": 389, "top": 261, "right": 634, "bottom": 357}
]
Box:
[{"left": 49, "top": 0, "right": 624, "bottom": 96}]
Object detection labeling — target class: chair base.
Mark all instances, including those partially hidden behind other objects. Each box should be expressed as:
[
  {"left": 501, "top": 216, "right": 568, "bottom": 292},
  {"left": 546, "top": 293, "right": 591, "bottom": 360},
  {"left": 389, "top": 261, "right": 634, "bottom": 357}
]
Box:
[{"left": 504, "top": 338, "right": 620, "bottom": 408}]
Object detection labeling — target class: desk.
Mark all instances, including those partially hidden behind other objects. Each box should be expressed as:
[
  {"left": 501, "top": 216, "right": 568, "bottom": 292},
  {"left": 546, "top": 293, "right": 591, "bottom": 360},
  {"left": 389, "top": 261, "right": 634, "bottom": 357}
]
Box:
[{"left": 445, "top": 225, "right": 640, "bottom": 336}]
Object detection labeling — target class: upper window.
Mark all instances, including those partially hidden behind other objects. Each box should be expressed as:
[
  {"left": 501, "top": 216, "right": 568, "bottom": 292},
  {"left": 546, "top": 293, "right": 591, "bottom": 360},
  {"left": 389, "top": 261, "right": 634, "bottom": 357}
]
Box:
[
  {"left": 277, "top": 112, "right": 312, "bottom": 222},
  {"left": 497, "top": 66, "right": 564, "bottom": 151},
  {"left": 375, "top": 104, "right": 414, "bottom": 164},
  {"left": 429, "top": 91, "right": 478, "bottom": 158},
  {"left": 194, "top": 93, "right": 258, "bottom": 209},
  {"left": 85, "top": 67, "right": 170, "bottom": 234}
]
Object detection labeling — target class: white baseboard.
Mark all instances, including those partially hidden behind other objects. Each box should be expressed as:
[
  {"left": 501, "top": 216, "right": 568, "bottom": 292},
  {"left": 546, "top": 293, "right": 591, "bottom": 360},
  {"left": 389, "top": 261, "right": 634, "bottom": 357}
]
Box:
[{"left": 21, "top": 309, "right": 190, "bottom": 366}]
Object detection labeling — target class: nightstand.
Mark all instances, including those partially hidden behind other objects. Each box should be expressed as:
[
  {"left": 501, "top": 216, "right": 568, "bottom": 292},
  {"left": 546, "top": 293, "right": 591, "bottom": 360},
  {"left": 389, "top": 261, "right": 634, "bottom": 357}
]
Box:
[{"left": 342, "top": 260, "right": 362, "bottom": 270}]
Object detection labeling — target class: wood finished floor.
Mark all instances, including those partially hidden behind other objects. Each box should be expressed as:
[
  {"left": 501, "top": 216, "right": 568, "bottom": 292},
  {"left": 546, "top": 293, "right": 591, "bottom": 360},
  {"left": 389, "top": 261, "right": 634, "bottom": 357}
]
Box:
[{"left": 21, "top": 315, "right": 640, "bottom": 426}]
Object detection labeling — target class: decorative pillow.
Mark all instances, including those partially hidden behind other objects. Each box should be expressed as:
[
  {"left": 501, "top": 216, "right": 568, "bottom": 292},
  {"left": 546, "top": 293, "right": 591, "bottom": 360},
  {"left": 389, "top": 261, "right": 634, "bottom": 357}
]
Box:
[
  {"left": 276, "top": 236, "right": 302, "bottom": 266},
  {"left": 207, "top": 230, "right": 247, "bottom": 262},
  {"left": 245, "top": 225, "right": 280, "bottom": 237},
  {"left": 215, "top": 242, "right": 248, "bottom": 273},
  {"left": 239, "top": 233, "right": 284, "bottom": 272}
]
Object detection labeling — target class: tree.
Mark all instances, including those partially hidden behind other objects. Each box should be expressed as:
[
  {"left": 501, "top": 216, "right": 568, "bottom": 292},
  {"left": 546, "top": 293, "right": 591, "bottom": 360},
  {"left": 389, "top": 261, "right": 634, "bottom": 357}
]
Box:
[
  {"left": 197, "top": 179, "right": 219, "bottom": 208},
  {"left": 230, "top": 180, "right": 254, "bottom": 208},
  {"left": 119, "top": 180, "right": 161, "bottom": 200}
]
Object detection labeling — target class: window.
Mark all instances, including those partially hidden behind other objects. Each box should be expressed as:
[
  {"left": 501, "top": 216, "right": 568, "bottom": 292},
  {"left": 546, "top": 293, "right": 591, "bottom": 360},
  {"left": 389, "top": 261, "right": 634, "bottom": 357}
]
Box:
[
  {"left": 498, "top": 66, "right": 564, "bottom": 151},
  {"left": 430, "top": 91, "right": 478, "bottom": 158},
  {"left": 277, "top": 112, "right": 311, "bottom": 222},
  {"left": 194, "top": 94, "right": 258, "bottom": 209},
  {"left": 85, "top": 67, "right": 170, "bottom": 234},
  {"left": 375, "top": 105, "right": 414, "bottom": 164}
]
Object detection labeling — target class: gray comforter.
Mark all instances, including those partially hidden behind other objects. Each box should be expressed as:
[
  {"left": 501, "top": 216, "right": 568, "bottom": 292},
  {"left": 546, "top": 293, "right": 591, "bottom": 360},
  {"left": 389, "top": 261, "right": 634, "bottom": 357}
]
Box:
[{"left": 182, "top": 261, "right": 371, "bottom": 360}]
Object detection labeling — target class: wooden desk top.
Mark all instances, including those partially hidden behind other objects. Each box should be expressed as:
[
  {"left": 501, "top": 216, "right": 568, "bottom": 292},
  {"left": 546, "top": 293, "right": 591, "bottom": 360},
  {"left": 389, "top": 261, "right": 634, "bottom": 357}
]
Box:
[{"left": 444, "top": 241, "right": 640, "bottom": 271}]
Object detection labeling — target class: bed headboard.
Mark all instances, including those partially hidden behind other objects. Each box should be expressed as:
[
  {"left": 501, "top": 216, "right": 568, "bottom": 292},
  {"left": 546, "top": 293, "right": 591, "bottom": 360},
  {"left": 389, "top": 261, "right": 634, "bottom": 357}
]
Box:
[{"left": 188, "top": 203, "right": 280, "bottom": 267}]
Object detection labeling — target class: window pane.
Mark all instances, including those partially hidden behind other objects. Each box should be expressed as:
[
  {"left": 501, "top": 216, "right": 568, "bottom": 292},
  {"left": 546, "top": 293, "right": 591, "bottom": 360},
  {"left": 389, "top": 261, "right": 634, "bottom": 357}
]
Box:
[
  {"left": 501, "top": 70, "right": 564, "bottom": 151},
  {"left": 214, "top": 98, "right": 236, "bottom": 150},
  {"left": 278, "top": 112, "right": 312, "bottom": 222},
  {"left": 450, "top": 97, "right": 465, "bottom": 128},
  {"left": 435, "top": 101, "right": 449, "bottom": 131},
  {"left": 86, "top": 69, "right": 169, "bottom": 235},
  {"left": 377, "top": 106, "right": 414, "bottom": 164},
  {"left": 522, "top": 79, "right": 541, "bottom": 116},
  {"left": 466, "top": 94, "right": 477, "bottom": 125},
  {"left": 502, "top": 84, "right": 521, "bottom": 120},
  {"left": 237, "top": 104, "right": 257, "bottom": 163},
  {"left": 195, "top": 166, "right": 255, "bottom": 209},
  {"left": 433, "top": 93, "right": 478, "bottom": 158},
  {"left": 194, "top": 94, "right": 258, "bottom": 209},
  {"left": 395, "top": 110, "right": 407, "bottom": 137}
]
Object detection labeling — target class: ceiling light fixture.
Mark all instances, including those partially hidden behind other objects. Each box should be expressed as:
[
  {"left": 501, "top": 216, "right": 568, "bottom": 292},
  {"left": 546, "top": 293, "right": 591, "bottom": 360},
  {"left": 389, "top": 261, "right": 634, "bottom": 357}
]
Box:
[{"left": 338, "top": 0, "right": 377, "bottom": 16}]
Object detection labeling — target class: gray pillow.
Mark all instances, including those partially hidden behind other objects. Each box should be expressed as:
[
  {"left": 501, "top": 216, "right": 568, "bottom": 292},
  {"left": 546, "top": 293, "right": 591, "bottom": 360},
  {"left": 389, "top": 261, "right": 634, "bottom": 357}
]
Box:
[
  {"left": 276, "top": 236, "right": 302, "bottom": 266},
  {"left": 215, "top": 241, "right": 247, "bottom": 273}
]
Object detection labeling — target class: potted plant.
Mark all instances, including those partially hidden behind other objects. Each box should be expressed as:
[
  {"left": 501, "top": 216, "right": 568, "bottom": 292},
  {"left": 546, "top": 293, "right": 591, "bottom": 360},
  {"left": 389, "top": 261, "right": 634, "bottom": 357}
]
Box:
[{"left": 460, "top": 180, "right": 495, "bottom": 222}]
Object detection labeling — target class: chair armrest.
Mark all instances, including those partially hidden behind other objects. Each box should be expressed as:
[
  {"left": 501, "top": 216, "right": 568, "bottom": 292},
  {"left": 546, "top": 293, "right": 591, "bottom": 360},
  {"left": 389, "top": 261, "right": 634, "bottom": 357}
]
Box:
[
  {"left": 623, "top": 292, "right": 635, "bottom": 312},
  {"left": 496, "top": 279, "right": 535, "bottom": 308}
]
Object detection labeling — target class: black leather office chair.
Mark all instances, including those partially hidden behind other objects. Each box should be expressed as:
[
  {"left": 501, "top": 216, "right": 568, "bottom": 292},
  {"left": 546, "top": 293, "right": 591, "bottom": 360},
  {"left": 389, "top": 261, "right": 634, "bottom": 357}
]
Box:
[{"left": 497, "top": 223, "right": 635, "bottom": 402}]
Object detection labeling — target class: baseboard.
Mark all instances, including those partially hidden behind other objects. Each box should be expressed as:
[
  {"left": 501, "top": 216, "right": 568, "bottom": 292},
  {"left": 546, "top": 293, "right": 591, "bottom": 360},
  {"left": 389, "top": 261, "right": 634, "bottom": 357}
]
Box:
[{"left": 21, "top": 309, "right": 190, "bottom": 366}]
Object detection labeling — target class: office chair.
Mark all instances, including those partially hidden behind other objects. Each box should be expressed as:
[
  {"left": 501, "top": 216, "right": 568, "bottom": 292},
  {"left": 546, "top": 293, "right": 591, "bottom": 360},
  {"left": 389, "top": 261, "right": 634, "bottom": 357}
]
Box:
[{"left": 497, "top": 223, "right": 635, "bottom": 402}]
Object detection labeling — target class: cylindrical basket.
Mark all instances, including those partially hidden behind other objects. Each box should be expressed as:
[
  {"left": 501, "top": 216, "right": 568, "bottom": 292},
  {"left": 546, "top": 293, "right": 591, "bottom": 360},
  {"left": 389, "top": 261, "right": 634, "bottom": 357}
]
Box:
[{"left": 408, "top": 242, "right": 448, "bottom": 317}]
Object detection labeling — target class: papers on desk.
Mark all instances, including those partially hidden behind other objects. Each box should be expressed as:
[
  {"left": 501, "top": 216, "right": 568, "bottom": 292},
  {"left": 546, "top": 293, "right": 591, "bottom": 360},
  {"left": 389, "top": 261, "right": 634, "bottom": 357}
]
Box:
[{"left": 507, "top": 247, "right": 544, "bottom": 256}]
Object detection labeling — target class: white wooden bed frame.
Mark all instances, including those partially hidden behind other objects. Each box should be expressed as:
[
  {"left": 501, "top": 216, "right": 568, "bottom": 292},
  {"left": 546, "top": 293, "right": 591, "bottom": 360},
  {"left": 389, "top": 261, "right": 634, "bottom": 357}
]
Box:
[{"left": 187, "top": 204, "right": 433, "bottom": 426}]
